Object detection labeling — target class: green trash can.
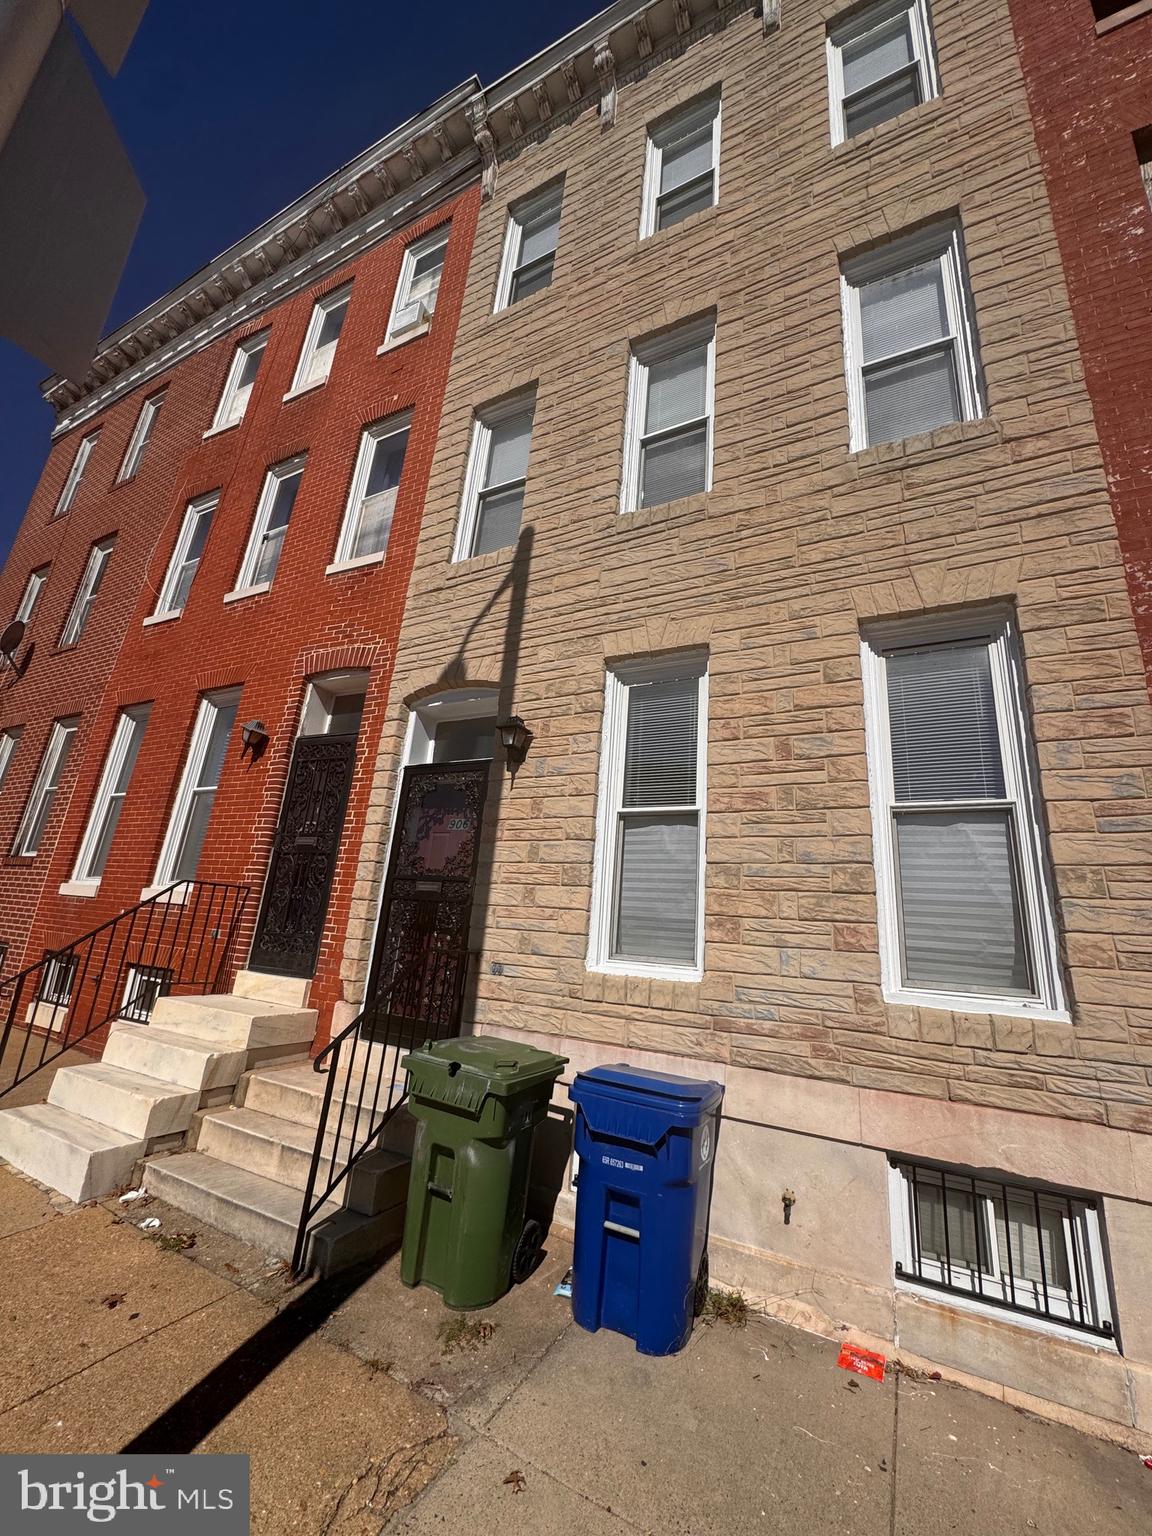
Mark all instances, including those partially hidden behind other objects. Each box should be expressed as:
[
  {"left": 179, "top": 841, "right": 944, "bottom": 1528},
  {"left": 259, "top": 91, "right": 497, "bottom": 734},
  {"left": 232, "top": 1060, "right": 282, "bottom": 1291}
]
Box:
[{"left": 399, "top": 1035, "right": 568, "bottom": 1310}]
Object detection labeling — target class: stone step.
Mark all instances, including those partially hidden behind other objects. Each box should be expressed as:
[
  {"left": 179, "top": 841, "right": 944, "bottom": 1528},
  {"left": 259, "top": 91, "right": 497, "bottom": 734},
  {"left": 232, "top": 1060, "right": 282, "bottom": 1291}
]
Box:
[
  {"left": 144, "top": 1151, "right": 340, "bottom": 1259},
  {"left": 231, "top": 970, "right": 311, "bottom": 1009},
  {"left": 48, "top": 1062, "right": 199, "bottom": 1140},
  {"left": 196, "top": 1106, "right": 351, "bottom": 1192},
  {"left": 150, "top": 994, "right": 317, "bottom": 1051},
  {"left": 0, "top": 1103, "right": 144, "bottom": 1204},
  {"left": 104, "top": 1022, "right": 248, "bottom": 1094},
  {"left": 242, "top": 1055, "right": 405, "bottom": 1132}
]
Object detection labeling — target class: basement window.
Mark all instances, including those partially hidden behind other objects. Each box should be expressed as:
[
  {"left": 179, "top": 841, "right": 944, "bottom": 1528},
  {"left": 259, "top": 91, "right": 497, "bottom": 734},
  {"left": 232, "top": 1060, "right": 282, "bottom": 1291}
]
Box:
[
  {"left": 1136, "top": 128, "right": 1152, "bottom": 210},
  {"left": 120, "top": 965, "right": 173, "bottom": 1023},
  {"left": 39, "top": 952, "right": 77, "bottom": 1007}
]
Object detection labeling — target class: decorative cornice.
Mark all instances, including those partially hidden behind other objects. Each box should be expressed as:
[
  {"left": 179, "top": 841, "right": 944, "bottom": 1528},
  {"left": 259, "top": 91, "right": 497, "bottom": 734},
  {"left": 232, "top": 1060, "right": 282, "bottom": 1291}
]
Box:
[
  {"left": 465, "top": 94, "right": 499, "bottom": 202},
  {"left": 594, "top": 37, "right": 618, "bottom": 128},
  {"left": 763, "top": 0, "right": 780, "bottom": 32}
]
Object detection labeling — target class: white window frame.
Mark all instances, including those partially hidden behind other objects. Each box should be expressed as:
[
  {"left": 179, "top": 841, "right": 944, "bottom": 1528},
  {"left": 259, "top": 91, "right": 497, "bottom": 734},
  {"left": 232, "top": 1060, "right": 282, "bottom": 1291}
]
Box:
[
  {"left": 39, "top": 952, "right": 77, "bottom": 1007},
  {"left": 382, "top": 228, "right": 450, "bottom": 348},
  {"left": 69, "top": 706, "right": 150, "bottom": 887},
  {"left": 231, "top": 456, "right": 306, "bottom": 597},
  {"left": 888, "top": 1161, "right": 1114, "bottom": 1347},
  {"left": 209, "top": 332, "right": 268, "bottom": 433},
  {"left": 621, "top": 316, "right": 716, "bottom": 514},
  {"left": 494, "top": 182, "right": 564, "bottom": 312},
  {"left": 152, "top": 688, "right": 241, "bottom": 890},
  {"left": 827, "top": 0, "right": 939, "bottom": 147},
  {"left": 330, "top": 413, "right": 412, "bottom": 570},
  {"left": 55, "top": 432, "right": 99, "bottom": 515},
  {"left": 0, "top": 728, "right": 22, "bottom": 794},
  {"left": 149, "top": 492, "right": 218, "bottom": 621},
  {"left": 60, "top": 537, "right": 115, "bottom": 649},
  {"left": 13, "top": 718, "right": 78, "bottom": 857},
  {"left": 14, "top": 567, "right": 48, "bottom": 626},
  {"left": 120, "top": 963, "right": 173, "bottom": 1021},
  {"left": 640, "top": 93, "right": 722, "bottom": 240},
  {"left": 588, "top": 653, "right": 708, "bottom": 982},
  {"left": 861, "top": 607, "right": 1066, "bottom": 1020},
  {"left": 117, "top": 389, "right": 167, "bottom": 482},
  {"left": 841, "top": 220, "right": 983, "bottom": 452},
  {"left": 452, "top": 393, "right": 536, "bottom": 563},
  {"left": 286, "top": 284, "right": 351, "bottom": 397}
]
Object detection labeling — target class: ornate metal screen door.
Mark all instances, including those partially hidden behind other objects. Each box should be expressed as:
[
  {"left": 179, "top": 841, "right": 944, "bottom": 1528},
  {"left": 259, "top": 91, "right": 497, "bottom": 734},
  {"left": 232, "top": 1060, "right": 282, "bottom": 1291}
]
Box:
[
  {"left": 365, "top": 762, "right": 490, "bottom": 1041},
  {"left": 249, "top": 734, "right": 357, "bottom": 977}
]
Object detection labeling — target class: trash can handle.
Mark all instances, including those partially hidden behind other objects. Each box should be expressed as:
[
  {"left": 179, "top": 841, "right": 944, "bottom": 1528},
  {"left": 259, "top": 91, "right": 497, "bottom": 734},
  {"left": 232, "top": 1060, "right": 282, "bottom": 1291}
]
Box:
[
  {"left": 603, "top": 1219, "right": 640, "bottom": 1240},
  {"left": 447, "top": 1061, "right": 461, "bottom": 1077}
]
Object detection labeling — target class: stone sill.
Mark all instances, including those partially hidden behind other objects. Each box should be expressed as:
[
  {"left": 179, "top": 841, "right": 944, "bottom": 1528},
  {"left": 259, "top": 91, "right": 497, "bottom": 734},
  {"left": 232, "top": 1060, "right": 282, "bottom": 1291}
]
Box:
[
  {"left": 853, "top": 416, "right": 1001, "bottom": 470},
  {"left": 377, "top": 323, "right": 430, "bottom": 355},
  {"left": 58, "top": 880, "right": 98, "bottom": 898},
  {"left": 282, "top": 378, "right": 327, "bottom": 403},
  {"left": 223, "top": 583, "right": 271, "bottom": 605},
  {"left": 326, "top": 551, "right": 386, "bottom": 577},
  {"left": 1095, "top": 0, "right": 1152, "bottom": 34},
  {"left": 446, "top": 546, "right": 516, "bottom": 579},
  {"left": 202, "top": 419, "right": 242, "bottom": 441}
]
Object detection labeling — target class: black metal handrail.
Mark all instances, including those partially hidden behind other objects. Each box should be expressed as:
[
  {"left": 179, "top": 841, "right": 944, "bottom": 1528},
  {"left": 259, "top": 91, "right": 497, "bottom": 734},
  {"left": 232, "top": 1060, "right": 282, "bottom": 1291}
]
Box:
[{"left": 0, "top": 880, "right": 250, "bottom": 1100}]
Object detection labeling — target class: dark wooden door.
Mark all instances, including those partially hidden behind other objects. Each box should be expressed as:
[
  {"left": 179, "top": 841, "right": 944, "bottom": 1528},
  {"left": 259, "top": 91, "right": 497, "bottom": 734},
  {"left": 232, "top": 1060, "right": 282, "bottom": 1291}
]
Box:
[
  {"left": 249, "top": 734, "right": 357, "bottom": 978},
  {"left": 365, "top": 761, "right": 490, "bottom": 1041}
]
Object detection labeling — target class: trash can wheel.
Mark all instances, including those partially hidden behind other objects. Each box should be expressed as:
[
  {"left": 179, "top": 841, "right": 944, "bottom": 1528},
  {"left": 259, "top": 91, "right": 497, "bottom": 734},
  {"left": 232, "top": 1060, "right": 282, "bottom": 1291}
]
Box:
[
  {"left": 693, "top": 1250, "right": 710, "bottom": 1318},
  {"left": 512, "top": 1218, "right": 543, "bottom": 1285}
]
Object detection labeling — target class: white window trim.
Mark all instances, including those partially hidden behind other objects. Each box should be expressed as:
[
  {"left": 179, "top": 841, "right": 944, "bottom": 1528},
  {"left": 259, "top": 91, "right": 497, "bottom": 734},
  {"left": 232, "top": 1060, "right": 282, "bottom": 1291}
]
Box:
[
  {"left": 331, "top": 412, "right": 412, "bottom": 568},
  {"left": 208, "top": 333, "right": 267, "bottom": 434},
  {"left": 640, "top": 93, "right": 722, "bottom": 240},
  {"left": 382, "top": 228, "right": 450, "bottom": 349},
  {"left": 153, "top": 689, "right": 241, "bottom": 889},
  {"left": 621, "top": 316, "right": 716, "bottom": 515},
  {"left": 451, "top": 394, "right": 536, "bottom": 563},
  {"left": 13, "top": 719, "right": 78, "bottom": 857},
  {"left": 587, "top": 653, "right": 708, "bottom": 982},
  {"left": 152, "top": 492, "right": 218, "bottom": 620},
  {"left": 827, "top": 0, "right": 939, "bottom": 148},
  {"left": 887, "top": 1162, "right": 1115, "bottom": 1349},
  {"left": 60, "top": 538, "right": 114, "bottom": 649},
  {"left": 494, "top": 182, "right": 564, "bottom": 312},
  {"left": 70, "top": 706, "right": 150, "bottom": 887},
  {"left": 117, "top": 390, "right": 167, "bottom": 482},
  {"left": 0, "top": 728, "right": 22, "bottom": 794},
  {"left": 286, "top": 285, "right": 351, "bottom": 398},
  {"left": 861, "top": 606, "right": 1067, "bottom": 1020},
  {"left": 14, "top": 568, "right": 47, "bottom": 626},
  {"left": 232, "top": 456, "right": 306, "bottom": 597},
  {"left": 840, "top": 219, "right": 983, "bottom": 453},
  {"left": 55, "top": 432, "right": 99, "bottom": 516}
]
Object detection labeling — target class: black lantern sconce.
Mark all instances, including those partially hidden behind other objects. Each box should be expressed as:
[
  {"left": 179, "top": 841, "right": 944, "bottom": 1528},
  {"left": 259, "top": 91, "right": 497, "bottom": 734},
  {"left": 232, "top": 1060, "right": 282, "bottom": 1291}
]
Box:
[
  {"left": 240, "top": 719, "right": 269, "bottom": 761},
  {"left": 497, "top": 715, "right": 532, "bottom": 770}
]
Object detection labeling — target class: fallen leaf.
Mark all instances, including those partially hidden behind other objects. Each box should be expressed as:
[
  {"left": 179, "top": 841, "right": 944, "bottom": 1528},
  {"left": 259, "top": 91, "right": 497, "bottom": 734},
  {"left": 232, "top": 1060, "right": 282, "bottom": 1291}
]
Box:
[
  {"left": 100, "top": 1293, "right": 127, "bottom": 1310},
  {"left": 503, "top": 1470, "right": 526, "bottom": 1494}
]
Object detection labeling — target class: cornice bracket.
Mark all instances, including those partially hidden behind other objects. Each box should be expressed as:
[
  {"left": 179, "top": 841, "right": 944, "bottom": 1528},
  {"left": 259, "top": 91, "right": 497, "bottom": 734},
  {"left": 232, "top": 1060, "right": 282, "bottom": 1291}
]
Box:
[
  {"left": 594, "top": 37, "right": 617, "bottom": 129},
  {"left": 635, "top": 12, "right": 653, "bottom": 56},
  {"left": 465, "top": 94, "right": 499, "bottom": 201},
  {"left": 762, "top": 0, "right": 780, "bottom": 33},
  {"left": 673, "top": 0, "right": 691, "bottom": 35}
]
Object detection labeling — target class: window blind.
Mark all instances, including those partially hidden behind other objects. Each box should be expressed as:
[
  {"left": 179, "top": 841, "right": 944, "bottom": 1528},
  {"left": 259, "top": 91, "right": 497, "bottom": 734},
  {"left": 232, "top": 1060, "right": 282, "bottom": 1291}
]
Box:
[
  {"left": 646, "top": 345, "right": 708, "bottom": 435},
  {"left": 614, "top": 814, "right": 699, "bottom": 964},
  {"left": 886, "top": 643, "right": 1005, "bottom": 801},
  {"left": 487, "top": 413, "right": 532, "bottom": 487},
  {"left": 623, "top": 678, "right": 698, "bottom": 806},
  {"left": 842, "top": 14, "right": 915, "bottom": 98}
]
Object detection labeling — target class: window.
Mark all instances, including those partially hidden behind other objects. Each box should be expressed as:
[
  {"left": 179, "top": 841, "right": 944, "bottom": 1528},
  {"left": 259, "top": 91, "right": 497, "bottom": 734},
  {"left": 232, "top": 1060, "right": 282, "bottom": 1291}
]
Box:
[
  {"left": 120, "top": 964, "right": 172, "bottom": 1023},
  {"left": 495, "top": 183, "right": 563, "bottom": 309},
  {"left": 54, "top": 431, "right": 99, "bottom": 516},
  {"left": 453, "top": 395, "right": 535, "bottom": 561},
  {"left": 210, "top": 332, "right": 267, "bottom": 431},
  {"left": 641, "top": 94, "right": 721, "bottom": 237},
  {"left": 60, "top": 537, "right": 115, "bottom": 648},
  {"left": 589, "top": 655, "right": 707, "bottom": 978},
  {"left": 890, "top": 1160, "right": 1113, "bottom": 1341},
  {"left": 152, "top": 493, "right": 217, "bottom": 619},
  {"left": 233, "top": 457, "right": 305, "bottom": 594},
  {"left": 154, "top": 689, "right": 240, "bottom": 887},
  {"left": 332, "top": 416, "right": 410, "bottom": 567},
  {"left": 861, "top": 609, "right": 1064, "bottom": 1016},
  {"left": 1093, "top": 0, "right": 1141, "bottom": 18},
  {"left": 841, "top": 221, "right": 983, "bottom": 450},
  {"left": 13, "top": 718, "right": 79, "bottom": 856},
  {"left": 383, "top": 228, "right": 449, "bottom": 346},
  {"left": 1136, "top": 128, "right": 1152, "bottom": 210},
  {"left": 14, "top": 567, "right": 48, "bottom": 626},
  {"left": 828, "top": 1, "right": 938, "bottom": 145},
  {"left": 117, "top": 389, "right": 167, "bottom": 481},
  {"left": 71, "top": 706, "right": 150, "bottom": 885},
  {"left": 0, "top": 728, "right": 22, "bottom": 794},
  {"left": 39, "top": 952, "right": 77, "bottom": 1008},
  {"left": 289, "top": 285, "right": 351, "bottom": 394},
  {"left": 622, "top": 317, "right": 715, "bottom": 512}
]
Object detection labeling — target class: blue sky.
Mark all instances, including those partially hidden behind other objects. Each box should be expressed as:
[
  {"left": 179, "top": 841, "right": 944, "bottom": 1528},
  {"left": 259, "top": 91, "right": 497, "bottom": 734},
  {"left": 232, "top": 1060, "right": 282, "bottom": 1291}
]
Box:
[{"left": 0, "top": 0, "right": 597, "bottom": 563}]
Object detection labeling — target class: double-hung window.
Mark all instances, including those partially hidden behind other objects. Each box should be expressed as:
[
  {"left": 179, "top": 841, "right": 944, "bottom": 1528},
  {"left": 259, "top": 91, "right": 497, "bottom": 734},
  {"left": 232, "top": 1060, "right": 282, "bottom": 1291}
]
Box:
[
  {"left": 0, "top": 728, "right": 22, "bottom": 794},
  {"left": 152, "top": 493, "right": 217, "bottom": 619},
  {"left": 453, "top": 396, "right": 535, "bottom": 561},
  {"left": 13, "top": 718, "right": 78, "bottom": 856},
  {"left": 495, "top": 183, "right": 563, "bottom": 309},
  {"left": 55, "top": 431, "right": 99, "bottom": 516},
  {"left": 641, "top": 94, "right": 721, "bottom": 237},
  {"left": 623, "top": 317, "right": 715, "bottom": 512},
  {"left": 14, "top": 567, "right": 48, "bottom": 626},
  {"left": 828, "top": 0, "right": 938, "bottom": 144},
  {"left": 861, "top": 609, "right": 1064, "bottom": 1017},
  {"left": 333, "top": 415, "right": 410, "bottom": 567},
  {"left": 117, "top": 389, "right": 167, "bottom": 482},
  {"left": 890, "top": 1160, "right": 1113, "bottom": 1341},
  {"left": 60, "top": 537, "right": 115, "bottom": 648},
  {"left": 384, "top": 228, "right": 449, "bottom": 346},
  {"left": 154, "top": 689, "right": 240, "bottom": 888},
  {"left": 210, "top": 333, "right": 267, "bottom": 431},
  {"left": 71, "top": 706, "right": 150, "bottom": 885},
  {"left": 233, "top": 457, "right": 305, "bottom": 594},
  {"left": 589, "top": 656, "right": 707, "bottom": 978},
  {"left": 841, "top": 221, "right": 983, "bottom": 450},
  {"left": 289, "top": 285, "right": 351, "bottom": 395}
]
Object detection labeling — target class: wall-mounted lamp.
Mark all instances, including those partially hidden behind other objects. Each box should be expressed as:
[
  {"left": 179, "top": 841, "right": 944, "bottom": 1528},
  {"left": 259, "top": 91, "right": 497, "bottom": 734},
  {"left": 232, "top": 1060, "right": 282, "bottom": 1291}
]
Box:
[
  {"left": 497, "top": 715, "right": 532, "bottom": 766},
  {"left": 240, "top": 719, "right": 269, "bottom": 760}
]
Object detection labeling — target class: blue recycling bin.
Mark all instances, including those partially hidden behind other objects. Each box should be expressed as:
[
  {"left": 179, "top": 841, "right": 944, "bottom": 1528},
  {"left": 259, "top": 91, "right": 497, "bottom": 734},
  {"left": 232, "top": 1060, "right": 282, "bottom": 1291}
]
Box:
[{"left": 568, "top": 1065, "right": 723, "bottom": 1356}]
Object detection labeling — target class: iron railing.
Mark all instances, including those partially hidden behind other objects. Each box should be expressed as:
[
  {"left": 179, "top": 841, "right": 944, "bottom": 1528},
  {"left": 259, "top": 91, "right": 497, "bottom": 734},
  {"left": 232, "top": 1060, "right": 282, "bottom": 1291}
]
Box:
[
  {"left": 0, "top": 881, "right": 250, "bottom": 1100},
  {"left": 291, "top": 938, "right": 470, "bottom": 1275}
]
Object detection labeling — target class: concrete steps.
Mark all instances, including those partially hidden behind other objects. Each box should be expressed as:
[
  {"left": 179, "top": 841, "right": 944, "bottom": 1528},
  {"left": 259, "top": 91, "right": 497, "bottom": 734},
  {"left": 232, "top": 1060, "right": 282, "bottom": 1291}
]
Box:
[
  {"left": 144, "top": 1151, "right": 342, "bottom": 1257},
  {"left": 0, "top": 1103, "right": 144, "bottom": 1204},
  {"left": 149, "top": 994, "right": 316, "bottom": 1051},
  {"left": 48, "top": 1061, "right": 199, "bottom": 1139},
  {"left": 103, "top": 1022, "right": 248, "bottom": 1093}
]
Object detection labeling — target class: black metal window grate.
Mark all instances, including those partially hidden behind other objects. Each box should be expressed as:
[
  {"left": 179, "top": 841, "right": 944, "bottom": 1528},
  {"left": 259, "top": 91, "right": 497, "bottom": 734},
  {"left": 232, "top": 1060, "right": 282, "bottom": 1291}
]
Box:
[
  {"left": 891, "top": 1159, "right": 1114, "bottom": 1340},
  {"left": 120, "top": 965, "right": 173, "bottom": 1024}
]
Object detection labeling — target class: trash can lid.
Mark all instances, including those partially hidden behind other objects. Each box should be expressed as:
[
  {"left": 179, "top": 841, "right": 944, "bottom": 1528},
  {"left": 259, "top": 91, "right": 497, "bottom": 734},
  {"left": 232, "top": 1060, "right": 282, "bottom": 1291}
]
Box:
[
  {"left": 570, "top": 1064, "right": 723, "bottom": 1125},
  {"left": 402, "top": 1034, "right": 568, "bottom": 1099}
]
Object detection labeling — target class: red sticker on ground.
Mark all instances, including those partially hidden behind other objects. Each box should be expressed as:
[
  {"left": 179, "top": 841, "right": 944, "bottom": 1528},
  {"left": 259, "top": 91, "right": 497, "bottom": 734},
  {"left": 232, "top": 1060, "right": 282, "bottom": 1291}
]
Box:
[{"left": 837, "top": 1343, "right": 887, "bottom": 1381}]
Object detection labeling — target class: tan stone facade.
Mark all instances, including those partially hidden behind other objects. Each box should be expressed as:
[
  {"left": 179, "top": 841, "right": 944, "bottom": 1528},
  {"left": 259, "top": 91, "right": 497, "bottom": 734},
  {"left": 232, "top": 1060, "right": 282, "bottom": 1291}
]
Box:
[{"left": 340, "top": 0, "right": 1152, "bottom": 1434}]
